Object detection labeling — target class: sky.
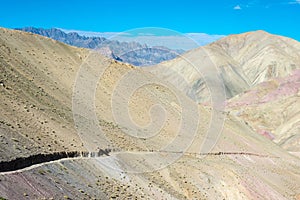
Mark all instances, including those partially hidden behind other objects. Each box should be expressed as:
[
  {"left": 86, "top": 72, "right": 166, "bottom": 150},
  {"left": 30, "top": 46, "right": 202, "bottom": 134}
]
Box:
[{"left": 0, "top": 0, "right": 300, "bottom": 41}]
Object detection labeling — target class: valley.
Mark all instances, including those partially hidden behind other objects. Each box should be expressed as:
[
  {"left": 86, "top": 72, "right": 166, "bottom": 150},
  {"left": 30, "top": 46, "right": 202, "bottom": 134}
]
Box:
[{"left": 0, "top": 27, "right": 299, "bottom": 199}]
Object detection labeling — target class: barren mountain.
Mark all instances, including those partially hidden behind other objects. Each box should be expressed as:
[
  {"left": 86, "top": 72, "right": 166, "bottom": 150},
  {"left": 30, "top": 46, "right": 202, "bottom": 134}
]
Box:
[
  {"left": 148, "top": 30, "right": 300, "bottom": 156},
  {"left": 0, "top": 28, "right": 300, "bottom": 199},
  {"left": 149, "top": 30, "right": 300, "bottom": 102},
  {"left": 213, "top": 30, "right": 300, "bottom": 85}
]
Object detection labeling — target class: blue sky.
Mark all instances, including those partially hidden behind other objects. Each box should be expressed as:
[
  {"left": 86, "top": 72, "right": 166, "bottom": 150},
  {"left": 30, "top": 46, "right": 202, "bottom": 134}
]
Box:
[{"left": 0, "top": 0, "right": 299, "bottom": 41}]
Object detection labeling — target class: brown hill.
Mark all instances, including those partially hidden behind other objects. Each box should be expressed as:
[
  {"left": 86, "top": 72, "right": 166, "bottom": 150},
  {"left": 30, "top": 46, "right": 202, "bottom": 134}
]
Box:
[
  {"left": 148, "top": 30, "right": 300, "bottom": 102},
  {"left": 0, "top": 28, "right": 299, "bottom": 199}
]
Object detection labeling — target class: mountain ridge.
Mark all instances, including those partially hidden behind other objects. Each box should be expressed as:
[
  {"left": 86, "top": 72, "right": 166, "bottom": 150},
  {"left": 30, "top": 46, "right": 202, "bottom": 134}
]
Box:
[
  {"left": 15, "top": 27, "right": 184, "bottom": 66},
  {"left": 149, "top": 30, "right": 300, "bottom": 102}
]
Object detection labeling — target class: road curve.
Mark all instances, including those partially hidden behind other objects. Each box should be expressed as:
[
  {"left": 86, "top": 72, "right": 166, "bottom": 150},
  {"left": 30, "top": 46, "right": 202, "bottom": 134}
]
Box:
[{"left": 0, "top": 149, "right": 277, "bottom": 175}]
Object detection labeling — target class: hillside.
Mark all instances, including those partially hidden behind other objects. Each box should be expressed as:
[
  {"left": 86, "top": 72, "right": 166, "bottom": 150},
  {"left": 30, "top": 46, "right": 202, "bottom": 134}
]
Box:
[
  {"left": 227, "top": 69, "right": 300, "bottom": 152},
  {"left": 0, "top": 28, "right": 300, "bottom": 199},
  {"left": 212, "top": 30, "right": 300, "bottom": 85},
  {"left": 149, "top": 30, "right": 300, "bottom": 102}
]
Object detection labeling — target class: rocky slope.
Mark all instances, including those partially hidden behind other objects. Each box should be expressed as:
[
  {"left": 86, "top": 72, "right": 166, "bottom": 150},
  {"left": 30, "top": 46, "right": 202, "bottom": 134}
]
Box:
[
  {"left": 227, "top": 69, "right": 300, "bottom": 152},
  {"left": 15, "top": 27, "right": 183, "bottom": 66},
  {"left": 149, "top": 30, "right": 300, "bottom": 102},
  {"left": 147, "top": 31, "right": 300, "bottom": 154},
  {"left": 213, "top": 30, "right": 300, "bottom": 85},
  {"left": 0, "top": 28, "right": 299, "bottom": 199}
]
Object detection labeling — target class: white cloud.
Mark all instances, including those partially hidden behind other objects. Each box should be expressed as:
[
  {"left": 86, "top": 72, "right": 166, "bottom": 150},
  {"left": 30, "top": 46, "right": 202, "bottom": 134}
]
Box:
[
  {"left": 59, "top": 28, "right": 225, "bottom": 50},
  {"left": 289, "top": 0, "right": 300, "bottom": 4},
  {"left": 233, "top": 5, "right": 242, "bottom": 10}
]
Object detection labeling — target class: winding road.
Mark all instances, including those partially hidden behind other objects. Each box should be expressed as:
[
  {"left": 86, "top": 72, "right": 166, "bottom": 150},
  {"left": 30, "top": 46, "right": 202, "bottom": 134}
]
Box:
[{"left": 0, "top": 149, "right": 277, "bottom": 175}]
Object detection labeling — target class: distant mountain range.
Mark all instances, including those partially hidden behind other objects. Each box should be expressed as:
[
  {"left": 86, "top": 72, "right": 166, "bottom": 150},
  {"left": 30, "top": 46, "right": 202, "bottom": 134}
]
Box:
[{"left": 15, "top": 27, "right": 184, "bottom": 66}]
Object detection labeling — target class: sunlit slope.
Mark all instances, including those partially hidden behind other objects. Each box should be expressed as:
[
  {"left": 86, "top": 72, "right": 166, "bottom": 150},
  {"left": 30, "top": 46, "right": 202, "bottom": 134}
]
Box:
[
  {"left": 227, "top": 69, "right": 300, "bottom": 152},
  {"left": 0, "top": 28, "right": 299, "bottom": 200},
  {"left": 213, "top": 30, "right": 300, "bottom": 85},
  {"left": 148, "top": 30, "right": 300, "bottom": 102},
  {"left": 0, "top": 28, "right": 89, "bottom": 160}
]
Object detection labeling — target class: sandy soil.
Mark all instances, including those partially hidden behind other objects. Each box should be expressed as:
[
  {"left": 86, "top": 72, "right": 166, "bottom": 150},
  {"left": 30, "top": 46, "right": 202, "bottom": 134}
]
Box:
[{"left": 0, "top": 28, "right": 299, "bottom": 199}]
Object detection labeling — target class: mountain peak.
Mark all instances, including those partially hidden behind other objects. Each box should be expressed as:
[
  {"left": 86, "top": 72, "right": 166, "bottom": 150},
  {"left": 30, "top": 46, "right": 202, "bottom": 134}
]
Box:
[
  {"left": 213, "top": 30, "right": 272, "bottom": 45},
  {"left": 209, "top": 29, "right": 300, "bottom": 85},
  {"left": 213, "top": 30, "right": 300, "bottom": 48},
  {"left": 240, "top": 29, "right": 270, "bottom": 36}
]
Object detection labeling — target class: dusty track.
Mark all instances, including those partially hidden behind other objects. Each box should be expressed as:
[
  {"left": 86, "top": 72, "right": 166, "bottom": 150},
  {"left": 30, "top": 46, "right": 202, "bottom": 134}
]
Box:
[{"left": 0, "top": 149, "right": 277, "bottom": 175}]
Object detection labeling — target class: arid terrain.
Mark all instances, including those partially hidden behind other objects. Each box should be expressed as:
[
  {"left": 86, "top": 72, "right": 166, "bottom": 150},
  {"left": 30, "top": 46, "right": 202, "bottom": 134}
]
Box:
[{"left": 0, "top": 27, "right": 299, "bottom": 199}]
